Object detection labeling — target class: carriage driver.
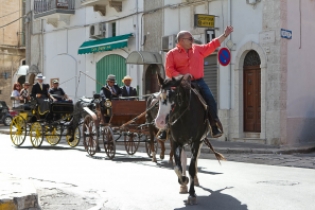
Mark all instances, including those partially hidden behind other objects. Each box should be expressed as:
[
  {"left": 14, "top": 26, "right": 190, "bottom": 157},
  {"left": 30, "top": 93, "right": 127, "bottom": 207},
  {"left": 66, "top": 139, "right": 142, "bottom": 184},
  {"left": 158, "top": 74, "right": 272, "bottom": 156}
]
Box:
[
  {"left": 49, "top": 79, "right": 72, "bottom": 102},
  {"left": 100, "top": 74, "right": 122, "bottom": 101},
  {"left": 160, "top": 26, "right": 234, "bottom": 139}
]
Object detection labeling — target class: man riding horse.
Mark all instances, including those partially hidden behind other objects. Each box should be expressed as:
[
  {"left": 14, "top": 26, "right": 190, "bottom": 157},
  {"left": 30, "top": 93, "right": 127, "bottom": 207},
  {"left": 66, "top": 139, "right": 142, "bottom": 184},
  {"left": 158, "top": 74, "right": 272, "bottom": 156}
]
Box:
[{"left": 158, "top": 26, "right": 234, "bottom": 140}]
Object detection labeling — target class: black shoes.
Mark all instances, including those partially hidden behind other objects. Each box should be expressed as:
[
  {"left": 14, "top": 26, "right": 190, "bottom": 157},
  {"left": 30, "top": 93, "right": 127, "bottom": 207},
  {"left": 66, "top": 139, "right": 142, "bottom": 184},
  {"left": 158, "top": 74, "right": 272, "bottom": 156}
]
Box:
[
  {"left": 210, "top": 125, "right": 223, "bottom": 138},
  {"left": 158, "top": 130, "right": 167, "bottom": 140},
  {"left": 210, "top": 119, "right": 224, "bottom": 138}
]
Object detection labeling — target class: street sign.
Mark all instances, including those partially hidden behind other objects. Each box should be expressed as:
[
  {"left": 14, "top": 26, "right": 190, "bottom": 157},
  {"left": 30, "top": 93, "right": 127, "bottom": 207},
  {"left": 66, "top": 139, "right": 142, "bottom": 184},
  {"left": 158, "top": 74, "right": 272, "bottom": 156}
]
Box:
[
  {"left": 218, "top": 47, "right": 231, "bottom": 66},
  {"left": 194, "top": 14, "right": 215, "bottom": 28},
  {"left": 281, "top": 28, "right": 292, "bottom": 39}
]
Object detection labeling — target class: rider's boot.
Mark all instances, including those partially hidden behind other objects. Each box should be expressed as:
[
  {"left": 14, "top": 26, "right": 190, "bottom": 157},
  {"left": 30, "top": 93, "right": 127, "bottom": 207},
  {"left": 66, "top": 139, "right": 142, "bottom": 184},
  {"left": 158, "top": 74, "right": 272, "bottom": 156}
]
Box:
[{"left": 208, "top": 113, "right": 223, "bottom": 138}]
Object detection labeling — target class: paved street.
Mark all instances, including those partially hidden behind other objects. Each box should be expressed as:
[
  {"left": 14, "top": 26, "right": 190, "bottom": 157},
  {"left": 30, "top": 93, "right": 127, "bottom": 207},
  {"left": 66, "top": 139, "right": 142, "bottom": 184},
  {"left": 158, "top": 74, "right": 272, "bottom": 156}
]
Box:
[{"left": 1, "top": 133, "right": 315, "bottom": 210}]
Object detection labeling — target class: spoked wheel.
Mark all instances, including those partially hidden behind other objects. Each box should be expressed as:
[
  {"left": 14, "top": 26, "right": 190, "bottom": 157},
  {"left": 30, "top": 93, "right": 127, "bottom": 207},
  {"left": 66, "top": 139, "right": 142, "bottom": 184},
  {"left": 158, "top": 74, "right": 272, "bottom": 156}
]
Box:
[
  {"left": 102, "top": 126, "right": 116, "bottom": 159},
  {"left": 83, "top": 115, "right": 98, "bottom": 156},
  {"left": 30, "top": 122, "right": 44, "bottom": 148},
  {"left": 145, "top": 136, "right": 158, "bottom": 158},
  {"left": 45, "top": 124, "right": 62, "bottom": 145},
  {"left": 66, "top": 126, "right": 81, "bottom": 147},
  {"left": 10, "top": 115, "right": 27, "bottom": 146},
  {"left": 124, "top": 133, "right": 140, "bottom": 155}
]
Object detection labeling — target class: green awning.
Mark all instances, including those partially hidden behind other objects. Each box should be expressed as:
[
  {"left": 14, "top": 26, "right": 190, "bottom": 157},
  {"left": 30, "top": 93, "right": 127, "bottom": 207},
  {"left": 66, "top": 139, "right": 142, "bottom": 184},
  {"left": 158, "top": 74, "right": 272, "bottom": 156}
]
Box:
[{"left": 78, "top": 33, "right": 133, "bottom": 54}]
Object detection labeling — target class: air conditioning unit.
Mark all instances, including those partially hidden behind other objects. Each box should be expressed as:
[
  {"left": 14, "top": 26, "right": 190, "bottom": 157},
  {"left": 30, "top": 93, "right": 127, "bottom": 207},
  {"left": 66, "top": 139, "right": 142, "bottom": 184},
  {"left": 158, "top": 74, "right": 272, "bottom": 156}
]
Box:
[
  {"left": 89, "top": 23, "right": 106, "bottom": 39},
  {"left": 161, "top": 34, "right": 177, "bottom": 51}
]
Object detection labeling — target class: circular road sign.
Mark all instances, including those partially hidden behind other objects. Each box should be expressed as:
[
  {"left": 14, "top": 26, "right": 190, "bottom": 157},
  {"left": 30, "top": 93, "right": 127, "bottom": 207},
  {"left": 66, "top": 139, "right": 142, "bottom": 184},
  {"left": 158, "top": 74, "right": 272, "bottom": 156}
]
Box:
[{"left": 218, "top": 47, "right": 231, "bottom": 66}]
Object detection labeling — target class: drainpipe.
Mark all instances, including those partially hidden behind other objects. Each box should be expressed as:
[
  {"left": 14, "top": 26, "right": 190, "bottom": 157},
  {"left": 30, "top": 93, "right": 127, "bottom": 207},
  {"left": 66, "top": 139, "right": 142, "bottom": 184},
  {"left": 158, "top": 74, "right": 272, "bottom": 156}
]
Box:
[
  {"left": 136, "top": 0, "right": 140, "bottom": 99},
  {"left": 227, "top": 0, "right": 232, "bottom": 141}
]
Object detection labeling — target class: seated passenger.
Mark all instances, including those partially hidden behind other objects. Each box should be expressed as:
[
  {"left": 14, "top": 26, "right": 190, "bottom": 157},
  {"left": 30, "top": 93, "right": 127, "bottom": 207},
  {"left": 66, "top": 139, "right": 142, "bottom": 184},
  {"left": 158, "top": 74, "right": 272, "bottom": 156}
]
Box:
[
  {"left": 11, "top": 82, "right": 21, "bottom": 108},
  {"left": 31, "top": 73, "right": 50, "bottom": 114},
  {"left": 49, "top": 79, "right": 72, "bottom": 102},
  {"left": 120, "top": 75, "right": 138, "bottom": 100},
  {"left": 100, "top": 74, "right": 122, "bottom": 101},
  {"left": 19, "top": 82, "right": 31, "bottom": 103}
]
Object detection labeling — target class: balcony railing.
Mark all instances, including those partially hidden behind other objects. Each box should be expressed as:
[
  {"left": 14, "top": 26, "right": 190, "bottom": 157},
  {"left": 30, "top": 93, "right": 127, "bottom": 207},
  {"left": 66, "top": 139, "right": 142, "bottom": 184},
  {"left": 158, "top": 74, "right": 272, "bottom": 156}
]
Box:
[{"left": 34, "top": 0, "right": 75, "bottom": 18}]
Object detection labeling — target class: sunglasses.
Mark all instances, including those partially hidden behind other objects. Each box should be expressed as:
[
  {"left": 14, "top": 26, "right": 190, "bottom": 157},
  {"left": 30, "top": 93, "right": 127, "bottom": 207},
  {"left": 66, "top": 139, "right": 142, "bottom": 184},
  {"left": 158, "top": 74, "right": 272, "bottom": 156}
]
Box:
[{"left": 182, "top": 37, "right": 193, "bottom": 41}]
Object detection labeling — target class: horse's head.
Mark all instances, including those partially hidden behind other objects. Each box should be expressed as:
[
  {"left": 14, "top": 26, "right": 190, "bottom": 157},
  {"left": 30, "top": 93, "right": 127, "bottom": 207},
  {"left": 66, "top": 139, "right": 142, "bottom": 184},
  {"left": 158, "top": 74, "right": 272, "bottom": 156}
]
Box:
[{"left": 154, "top": 74, "right": 191, "bottom": 130}]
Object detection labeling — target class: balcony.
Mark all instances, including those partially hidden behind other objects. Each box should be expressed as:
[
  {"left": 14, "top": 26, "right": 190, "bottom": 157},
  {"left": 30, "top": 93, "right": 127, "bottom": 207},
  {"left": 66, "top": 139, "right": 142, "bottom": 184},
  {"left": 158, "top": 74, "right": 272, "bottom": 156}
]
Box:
[
  {"left": 81, "top": 0, "right": 124, "bottom": 13},
  {"left": 34, "top": 0, "right": 75, "bottom": 19}
]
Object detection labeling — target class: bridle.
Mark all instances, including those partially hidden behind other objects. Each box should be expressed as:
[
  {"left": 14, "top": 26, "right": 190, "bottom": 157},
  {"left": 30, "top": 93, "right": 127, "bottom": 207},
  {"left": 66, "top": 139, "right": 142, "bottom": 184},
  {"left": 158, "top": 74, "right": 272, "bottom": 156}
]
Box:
[{"left": 167, "top": 86, "right": 191, "bottom": 126}]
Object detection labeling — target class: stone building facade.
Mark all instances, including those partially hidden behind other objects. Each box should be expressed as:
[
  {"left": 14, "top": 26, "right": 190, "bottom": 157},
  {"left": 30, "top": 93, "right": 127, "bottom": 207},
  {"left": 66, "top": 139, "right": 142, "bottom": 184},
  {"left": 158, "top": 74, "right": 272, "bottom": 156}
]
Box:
[
  {"left": 0, "top": 0, "right": 26, "bottom": 107},
  {"left": 142, "top": 0, "right": 315, "bottom": 147}
]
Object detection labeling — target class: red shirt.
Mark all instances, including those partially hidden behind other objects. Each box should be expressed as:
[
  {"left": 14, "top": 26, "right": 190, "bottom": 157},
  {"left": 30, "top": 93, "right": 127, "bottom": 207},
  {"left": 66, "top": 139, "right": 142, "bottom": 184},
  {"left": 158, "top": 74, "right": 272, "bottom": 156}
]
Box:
[{"left": 165, "top": 38, "right": 221, "bottom": 80}]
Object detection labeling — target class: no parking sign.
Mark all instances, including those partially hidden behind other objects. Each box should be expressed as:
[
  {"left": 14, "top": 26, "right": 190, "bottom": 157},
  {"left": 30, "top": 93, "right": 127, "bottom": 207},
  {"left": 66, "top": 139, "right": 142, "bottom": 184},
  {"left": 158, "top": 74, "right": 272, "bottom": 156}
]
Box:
[{"left": 218, "top": 47, "right": 231, "bottom": 66}]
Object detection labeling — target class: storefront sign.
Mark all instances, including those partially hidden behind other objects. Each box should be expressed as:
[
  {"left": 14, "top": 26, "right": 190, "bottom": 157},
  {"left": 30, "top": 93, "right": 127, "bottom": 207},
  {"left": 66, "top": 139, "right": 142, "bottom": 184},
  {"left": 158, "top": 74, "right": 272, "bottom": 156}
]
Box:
[{"left": 194, "top": 14, "right": 215, "bottom": 28}]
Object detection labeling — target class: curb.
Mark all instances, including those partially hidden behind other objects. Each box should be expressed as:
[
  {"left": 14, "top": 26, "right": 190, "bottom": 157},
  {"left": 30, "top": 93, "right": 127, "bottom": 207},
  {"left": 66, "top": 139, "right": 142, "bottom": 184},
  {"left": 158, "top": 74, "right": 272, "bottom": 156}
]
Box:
[
  {"left": 2, "top": 128, "right": 315, "bottom": 155},
  {"left": 0, "top": 173, "right": 40, "bottom": 210}
]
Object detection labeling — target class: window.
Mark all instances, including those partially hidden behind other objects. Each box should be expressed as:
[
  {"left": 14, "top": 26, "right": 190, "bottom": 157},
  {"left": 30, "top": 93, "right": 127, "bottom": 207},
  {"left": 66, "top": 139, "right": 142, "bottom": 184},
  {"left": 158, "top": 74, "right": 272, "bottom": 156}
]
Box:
[{"left": 111, "top": 22, "right": 116, "bottom": 37}]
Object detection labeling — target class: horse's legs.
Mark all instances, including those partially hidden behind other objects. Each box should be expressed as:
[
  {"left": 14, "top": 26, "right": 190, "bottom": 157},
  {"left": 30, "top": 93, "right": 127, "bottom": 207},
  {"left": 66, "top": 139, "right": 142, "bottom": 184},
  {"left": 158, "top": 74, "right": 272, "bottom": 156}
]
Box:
[
  {"left": 158, "top": 139, "right": 165, "bottom": 160},
  {"left": 194, "top": 142, "right": 203, "bottom": 187},
  {"left": 169, "top": 137, "right": 174, "bottom": 164},
  {"left": 187, "top": 141, "right": 201, "bottom": 205},
  {"left": 149, "top": 125, "right": 157, "bottom": 162},
  {"left": 173, "top": 143, "right": 189, "bottom": 193},
  {"left": 179, "top": 147, "right": 188, "bottom": 193}
]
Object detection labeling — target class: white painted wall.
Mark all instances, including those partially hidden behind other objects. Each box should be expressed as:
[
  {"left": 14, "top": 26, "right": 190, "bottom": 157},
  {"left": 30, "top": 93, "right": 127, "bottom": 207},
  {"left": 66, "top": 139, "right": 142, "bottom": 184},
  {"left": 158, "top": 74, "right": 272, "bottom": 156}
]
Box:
[
  {"left": 41, "top": 0, "right": 144, "bottom": 100},
  {"left": 286, "top": 1, "right": 315, "bottom": 118}
]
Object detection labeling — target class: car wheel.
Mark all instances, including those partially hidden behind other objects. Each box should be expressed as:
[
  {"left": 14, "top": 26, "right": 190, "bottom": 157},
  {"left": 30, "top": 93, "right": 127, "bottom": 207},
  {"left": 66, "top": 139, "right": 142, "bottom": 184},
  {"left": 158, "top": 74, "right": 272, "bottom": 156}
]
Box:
[{"left": 4, "top": 116, "right": 12, "bottom": 126}]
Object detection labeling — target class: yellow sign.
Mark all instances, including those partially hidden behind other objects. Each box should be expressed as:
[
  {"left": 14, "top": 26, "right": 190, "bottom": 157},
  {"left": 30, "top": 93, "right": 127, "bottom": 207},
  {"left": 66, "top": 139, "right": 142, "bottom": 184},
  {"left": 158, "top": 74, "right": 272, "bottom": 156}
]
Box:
[{"left": 194, "top": 14, "right": 215, "bottom": 28}]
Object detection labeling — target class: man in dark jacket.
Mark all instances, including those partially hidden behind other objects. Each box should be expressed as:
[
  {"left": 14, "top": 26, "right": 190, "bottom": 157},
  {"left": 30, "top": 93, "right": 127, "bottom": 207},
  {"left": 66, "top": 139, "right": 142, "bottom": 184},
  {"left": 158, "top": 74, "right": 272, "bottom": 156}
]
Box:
[
  {"left": 100, "top": 74, "right": 122, "bottom": 100},
  {"left": 31, "top": 73, "right": 50, "bottom": 114},
  {"left": 120, "top": 75, "right": 137, "bottom": 100}
]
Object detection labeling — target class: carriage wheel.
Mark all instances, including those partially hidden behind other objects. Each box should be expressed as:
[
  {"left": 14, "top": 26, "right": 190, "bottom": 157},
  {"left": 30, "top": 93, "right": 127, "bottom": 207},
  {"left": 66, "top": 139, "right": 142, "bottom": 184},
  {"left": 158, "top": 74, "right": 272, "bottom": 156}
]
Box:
[
  {"left": 83, "top": 115, "right": 98, "bottom": 156},
  {"left": 30, "top": 122, "right": 44, "bottom": 148},
  {"left": 124, "top": 133, "right": 140, "bottom": 155},
  {"left": 102, "top": 126, "right": 116, "bottom": 159},
  {"left": 10, "top": 115, "right": 27, "bottom": 146},
  {"left": 45, "top": 124, "right": 62, "bottom": 145},
  {"left": 145, "top": 136, "right": 158, "bottom": 158},
  {"left": 66, "top": 126, "right": 81, "bottom": 147}
]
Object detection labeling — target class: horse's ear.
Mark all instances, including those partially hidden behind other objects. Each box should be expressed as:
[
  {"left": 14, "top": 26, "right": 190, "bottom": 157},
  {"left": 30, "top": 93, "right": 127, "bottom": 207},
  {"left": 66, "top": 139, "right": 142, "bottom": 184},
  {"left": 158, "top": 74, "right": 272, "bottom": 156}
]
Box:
[{"left": 157, "top": 73, "right": 164, "bottom": 86}]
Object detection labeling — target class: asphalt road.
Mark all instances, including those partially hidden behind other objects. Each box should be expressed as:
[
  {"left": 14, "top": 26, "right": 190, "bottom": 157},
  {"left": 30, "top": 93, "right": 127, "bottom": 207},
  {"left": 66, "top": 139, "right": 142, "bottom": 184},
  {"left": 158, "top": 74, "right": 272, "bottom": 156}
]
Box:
[{"left": 1, "top": 134, "right": 315, "bottom": 210}]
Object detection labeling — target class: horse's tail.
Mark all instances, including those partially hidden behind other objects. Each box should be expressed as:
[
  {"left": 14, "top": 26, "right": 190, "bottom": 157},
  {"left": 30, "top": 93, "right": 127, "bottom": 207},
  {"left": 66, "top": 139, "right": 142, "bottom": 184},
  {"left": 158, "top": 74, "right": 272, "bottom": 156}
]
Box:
[{"left": 204, "top": 138, "right": 226, "bottom": 163}]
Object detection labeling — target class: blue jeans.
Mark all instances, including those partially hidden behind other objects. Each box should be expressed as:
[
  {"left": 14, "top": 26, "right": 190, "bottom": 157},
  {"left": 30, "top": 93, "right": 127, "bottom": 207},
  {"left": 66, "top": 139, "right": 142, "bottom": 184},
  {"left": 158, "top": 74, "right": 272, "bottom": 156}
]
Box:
[{"left": 194, "top": 78, "right": 218, "bottom": 124}]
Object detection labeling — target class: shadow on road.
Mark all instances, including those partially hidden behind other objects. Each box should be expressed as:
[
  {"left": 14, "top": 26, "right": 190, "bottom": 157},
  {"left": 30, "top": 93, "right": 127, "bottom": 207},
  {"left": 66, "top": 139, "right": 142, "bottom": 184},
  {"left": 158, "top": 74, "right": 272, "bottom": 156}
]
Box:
[
  {"left": 156, "top": 160, "right": 223, "bottom": 175},
  {"left": 175, "top": 186, "right": 248, "bottom": 210}
]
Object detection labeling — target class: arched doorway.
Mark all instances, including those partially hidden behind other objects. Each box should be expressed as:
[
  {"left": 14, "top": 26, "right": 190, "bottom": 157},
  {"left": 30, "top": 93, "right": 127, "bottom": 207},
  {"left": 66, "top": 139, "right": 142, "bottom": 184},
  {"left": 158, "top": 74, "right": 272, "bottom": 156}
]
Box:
[
  {"left": 145, "top": 64, "right": 161, "bottom": 94},
  {"left": 96, "top": 54, "right": 126, "bottom": 92},
  {"left": 243, "top": 50, "right": 261, "bottom": 132}
]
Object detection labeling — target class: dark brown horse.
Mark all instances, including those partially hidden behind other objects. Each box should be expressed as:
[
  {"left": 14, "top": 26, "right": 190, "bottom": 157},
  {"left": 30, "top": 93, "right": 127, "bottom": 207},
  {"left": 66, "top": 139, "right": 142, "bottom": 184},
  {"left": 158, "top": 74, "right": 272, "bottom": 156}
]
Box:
[{"left": 154, "top": 74, "right": 225, "bottom": 205}]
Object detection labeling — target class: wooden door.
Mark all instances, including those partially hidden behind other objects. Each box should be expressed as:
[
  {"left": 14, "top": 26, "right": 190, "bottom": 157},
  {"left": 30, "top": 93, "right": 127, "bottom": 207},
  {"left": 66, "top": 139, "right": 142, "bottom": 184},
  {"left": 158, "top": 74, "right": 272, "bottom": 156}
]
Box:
[
  {"left": 244, "top": 66, "right": 261, "bottom": 132},
  {"left": 145, "top": 64, "right": 160, "bottom": 94}
]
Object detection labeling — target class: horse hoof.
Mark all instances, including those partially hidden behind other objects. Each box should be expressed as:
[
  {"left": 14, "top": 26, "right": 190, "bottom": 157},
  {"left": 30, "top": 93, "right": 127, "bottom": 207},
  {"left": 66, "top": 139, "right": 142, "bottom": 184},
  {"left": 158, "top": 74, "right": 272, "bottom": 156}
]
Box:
[
  {"left": 178, "top": 176, "right": 189, "bottom": 185},
  {"left": 179, "top": 185, "right": 188, "bottom": 194},
  {"left": 152, "top": 157, "right": 157, "bottom": 162},
  {"left": 194, "top": 177, "right": 200, "bottom": 186},
  {"left": 187, "top": 195, "right": 197, "bottom": 205},
  {"left": 160, "top": 153, "right": 165, "bottom": 160}
]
